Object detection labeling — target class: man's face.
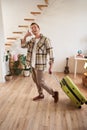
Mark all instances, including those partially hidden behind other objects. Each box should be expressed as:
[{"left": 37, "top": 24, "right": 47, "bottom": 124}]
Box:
[{"left": 30, "top": 24, "right": 40, "bottom": 36}]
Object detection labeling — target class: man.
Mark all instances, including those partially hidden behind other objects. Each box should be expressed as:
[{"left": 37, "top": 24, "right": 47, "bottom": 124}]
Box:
[{"left": 21, "top": 22, "right": 59, "bottom": 103}]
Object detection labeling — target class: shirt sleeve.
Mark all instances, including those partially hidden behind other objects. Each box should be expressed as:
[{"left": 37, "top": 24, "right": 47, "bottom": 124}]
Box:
[
  {"left": 45, "top": 38, "right": 54, "bottom": 64},
  {"left": 21, "top": 39, "right": 29, "bottom": 48}
]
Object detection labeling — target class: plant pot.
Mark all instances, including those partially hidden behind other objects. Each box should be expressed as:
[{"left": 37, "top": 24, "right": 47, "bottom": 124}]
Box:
[
  {"left": 23, "top": 70, "right": 30, "bottom": 77},
  {"left": 5, "top": 74, "right": 13, "bottom": 81}
]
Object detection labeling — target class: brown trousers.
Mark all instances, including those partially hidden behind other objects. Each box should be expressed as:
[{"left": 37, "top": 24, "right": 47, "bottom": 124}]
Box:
[{"left": 32, "top": 68, "right": 54, "bottom": 96}]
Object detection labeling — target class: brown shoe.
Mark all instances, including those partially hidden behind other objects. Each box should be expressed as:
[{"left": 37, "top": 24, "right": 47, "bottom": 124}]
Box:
[
  {"left": 52, "top": 91, "right": 59, "bottom": 103},
  {"left": 33, "top": 95, "right": 44, "bottom": 101}
]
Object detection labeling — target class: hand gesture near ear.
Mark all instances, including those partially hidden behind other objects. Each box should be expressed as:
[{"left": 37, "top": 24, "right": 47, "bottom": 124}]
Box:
[
  {"left": 21, "top": 30, "right": 32, "bottom": 44},
  {"left": 25, "top": 30, "right": 32, "bottom": 37}
]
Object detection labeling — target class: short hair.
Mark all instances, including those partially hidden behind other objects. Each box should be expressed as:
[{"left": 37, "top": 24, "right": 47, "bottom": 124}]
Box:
[{"left": 30, "top": 22, "right": 40, "bottom": 29}]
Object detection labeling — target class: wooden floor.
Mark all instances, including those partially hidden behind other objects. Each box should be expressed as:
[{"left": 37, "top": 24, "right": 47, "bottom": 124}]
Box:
[{"left": 0, "top": 73, "right": 87, "bottom": 130}]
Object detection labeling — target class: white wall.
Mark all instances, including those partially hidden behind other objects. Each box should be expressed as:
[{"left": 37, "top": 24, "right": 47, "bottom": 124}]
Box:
[
  {"left": 0, "top": 0, "right": 6, "bottom": 82},
  {"left": 39, "top": 0, "right": 87, "bottom": 73},
  {"left": 1, "top": 0, "right": 87, "bottom": 73}
]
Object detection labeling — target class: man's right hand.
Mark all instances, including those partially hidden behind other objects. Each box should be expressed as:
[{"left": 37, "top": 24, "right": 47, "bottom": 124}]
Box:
[
  {"left": 21, "top": 30, "right": 32, "bottom": 44},
  {"left": 25, "top": 30, "right": 32, "bottom": 37}
]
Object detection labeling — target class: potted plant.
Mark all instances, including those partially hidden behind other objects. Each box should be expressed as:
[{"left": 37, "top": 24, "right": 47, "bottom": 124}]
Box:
[
  {"left": 18, "top": 54, "right": 31, "bottom": 77},
  {"left": 13, "top": 60, "right": 22, "bottom": 75}
]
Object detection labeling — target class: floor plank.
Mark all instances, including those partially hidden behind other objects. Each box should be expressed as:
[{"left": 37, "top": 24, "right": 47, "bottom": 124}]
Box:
[{"left": 0, "top": 73, "right": 87, "bottom": 130}]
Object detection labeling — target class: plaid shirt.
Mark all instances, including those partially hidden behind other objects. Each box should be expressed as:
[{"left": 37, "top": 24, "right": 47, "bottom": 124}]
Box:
[{"left": 21, "top": 34, "right": 54, "bottom": 70}]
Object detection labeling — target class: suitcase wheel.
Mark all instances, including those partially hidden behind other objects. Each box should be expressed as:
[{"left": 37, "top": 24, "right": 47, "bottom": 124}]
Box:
[{"left": 85, "top": 101, "right": 87, "bottom": 104}]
